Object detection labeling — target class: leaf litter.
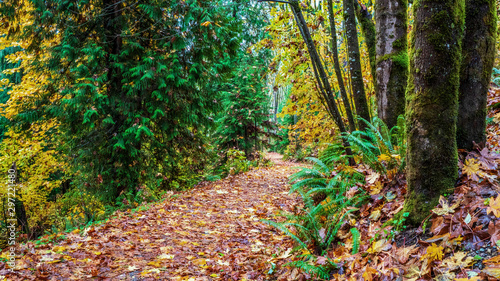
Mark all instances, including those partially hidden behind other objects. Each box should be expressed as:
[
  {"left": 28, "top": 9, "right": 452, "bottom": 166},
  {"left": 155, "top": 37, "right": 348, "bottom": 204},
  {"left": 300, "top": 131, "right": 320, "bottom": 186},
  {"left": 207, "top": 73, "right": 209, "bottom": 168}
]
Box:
[
  {"left": 2, "top": 88, "right": 500, "bottom": 280},
  {"left": 0, "top": 155, "right": 303, "bottom": 280}
]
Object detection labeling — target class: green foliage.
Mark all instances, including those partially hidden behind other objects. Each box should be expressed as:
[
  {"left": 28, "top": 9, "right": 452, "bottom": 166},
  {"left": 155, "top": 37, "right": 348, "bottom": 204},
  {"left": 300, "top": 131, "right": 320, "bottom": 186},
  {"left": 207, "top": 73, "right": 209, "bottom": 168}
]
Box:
[
  {"left": 0, "top": 46, "right": 21, "bottom": 140},
  {"left": 492, "top": 67, "right": 500, "bottom": 87},
  {"left": 350, "top": 228, "right": 360, "bottom": 254},
  {"left": 225, "top": 149, "right": 251, "bottom": 175},
  {"left": 284, "top": 253, "right": 336, "bottom": 280},
  {"left": 383, "top": 211, "right": 409, "bottom": 240},
  {"left": 346, "top": 116, "right": 406, "bottom": 174},
  {"left": 214, "top": 52, "right": 273, "bottom": 158},
  {"left": 1, "top": 0, "right": 245, "bottom": 204},
  {"left": 263, "top": 148, "right": 367, "bottom": 277}
]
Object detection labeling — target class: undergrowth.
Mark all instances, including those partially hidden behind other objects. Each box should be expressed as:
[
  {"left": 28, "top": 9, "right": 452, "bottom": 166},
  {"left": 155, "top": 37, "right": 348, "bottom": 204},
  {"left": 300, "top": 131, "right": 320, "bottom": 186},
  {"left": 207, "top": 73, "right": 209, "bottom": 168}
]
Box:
[{"left": 264, "top": 117, "right": 406, "bottom": 279}]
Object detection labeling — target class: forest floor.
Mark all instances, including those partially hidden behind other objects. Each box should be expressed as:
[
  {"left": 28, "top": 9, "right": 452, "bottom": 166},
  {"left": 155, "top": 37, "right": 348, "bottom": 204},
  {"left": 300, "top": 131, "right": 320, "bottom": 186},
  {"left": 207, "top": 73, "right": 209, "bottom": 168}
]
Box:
[
  {"left": 0, "top": 153, "right": 305, "bottom": 280},
  {"left": 2, "top": 88, "right": 500, "bottom": 280}
]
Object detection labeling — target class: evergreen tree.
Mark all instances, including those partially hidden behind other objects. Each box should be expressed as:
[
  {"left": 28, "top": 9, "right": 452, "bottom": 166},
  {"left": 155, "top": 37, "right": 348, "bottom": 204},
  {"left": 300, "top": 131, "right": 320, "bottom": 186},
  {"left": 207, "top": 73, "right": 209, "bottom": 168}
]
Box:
[
  {"left": 0, "top": 47, "right": 22, "bottom": 140},
  {"left": 215, "top": 52, "right": 272, "bottom": 158},
  {"left": 1, "top": 0, "right": 241, "bottom": 200},
  {"left": 214, "top": 0, "right": 273, "bottom": 158}
]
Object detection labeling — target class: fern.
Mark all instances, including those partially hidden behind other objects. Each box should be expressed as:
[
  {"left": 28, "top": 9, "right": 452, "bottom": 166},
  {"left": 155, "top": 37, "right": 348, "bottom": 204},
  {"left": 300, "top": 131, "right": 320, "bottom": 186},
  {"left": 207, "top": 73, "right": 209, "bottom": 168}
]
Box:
[
  {"left": 261, "top": 219, "right": 308, "bottom": 249},
  {"left": 350, "top": 228, "right": 360, "bottom": 254},
  {"left": 346, "top": 116, "right": 407, "bottom": 174},
  {"left": 263, "top": 143, "right": 370, "bottom": 278},
  {"left": 285, "top": 258, "right": 332, "bottom": 280}
]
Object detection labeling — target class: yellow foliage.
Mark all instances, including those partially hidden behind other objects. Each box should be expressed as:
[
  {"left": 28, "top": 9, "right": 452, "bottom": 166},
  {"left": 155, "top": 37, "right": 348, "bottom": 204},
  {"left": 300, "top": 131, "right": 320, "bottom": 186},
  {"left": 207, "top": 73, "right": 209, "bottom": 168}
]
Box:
[
  {"left": 0, "top": 1, "right": 68, "bottom": 232},
  {"left": 256, "top": 2, "right": 374, "bottom": 147},
  {"left": 421, "top": 243, "right": 444, "bottom": 262}
]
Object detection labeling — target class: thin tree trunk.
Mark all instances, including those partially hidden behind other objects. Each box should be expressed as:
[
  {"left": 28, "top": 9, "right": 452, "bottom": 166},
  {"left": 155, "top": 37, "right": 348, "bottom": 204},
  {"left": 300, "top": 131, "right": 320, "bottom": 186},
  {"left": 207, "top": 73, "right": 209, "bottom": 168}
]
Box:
[
  {"left": 289, "top": 0, "right": 355, "bottom": 165},
  {"left": 355, "top": 2, "right": 377, "bottom": 86},
  {"left": 374, "top": 0, "right": 408, "bottom": 129},
  {"left": 343, "top": 0, "right": 370, "bottom": 130},
  {"left": 457, "top": 0, "right": 497, "bottom": 150},
  {"left": 404, "top": 0, "right": 465, "bottom": 225},
  {"left": 327, "top": 0, "right": 356, "bottom": 132}
]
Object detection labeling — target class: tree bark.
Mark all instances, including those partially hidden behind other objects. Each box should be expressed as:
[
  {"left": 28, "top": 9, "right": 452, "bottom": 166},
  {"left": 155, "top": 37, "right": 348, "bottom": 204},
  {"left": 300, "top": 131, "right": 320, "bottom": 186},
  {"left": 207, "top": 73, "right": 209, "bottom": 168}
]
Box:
[
  {"left": 355, "top": 3, "right": 377, "bottom": 86},
  {"left": 404, "top": 0, "right": 465, "bottom": 225},
  {"left": 327, "top": 0, "right": 356, "bottom": 132},
  {"left": 289, "top": 0, "right": 355, "bottom": 165},
  {"left": 374, "top": 0, "right": 408, "bottom": 129},
  {"left": 457, "top": 0, "right": 497, "bottom": 150},
  {"left": 343, "top": 0, "right": 370, "bottom": 131}
]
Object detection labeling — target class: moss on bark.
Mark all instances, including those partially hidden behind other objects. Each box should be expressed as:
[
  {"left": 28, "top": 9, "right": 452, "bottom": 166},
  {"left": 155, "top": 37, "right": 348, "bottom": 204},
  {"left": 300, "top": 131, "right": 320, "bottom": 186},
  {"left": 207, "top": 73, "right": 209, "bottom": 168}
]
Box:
[
  {"left": 403, "top": 0, "right": 465, "bottom": 226},
  {"left": 355, "top": 3, "right": 377, "bottom": 85},
  {"left": 343, "top": 0, "right": 370, "bottom": 130},
  {"left": 375, "top": 0, "right": 408, "bottom": 129},
  {"left": 456, "top": 0, "right": 497, "bottom": 150}
]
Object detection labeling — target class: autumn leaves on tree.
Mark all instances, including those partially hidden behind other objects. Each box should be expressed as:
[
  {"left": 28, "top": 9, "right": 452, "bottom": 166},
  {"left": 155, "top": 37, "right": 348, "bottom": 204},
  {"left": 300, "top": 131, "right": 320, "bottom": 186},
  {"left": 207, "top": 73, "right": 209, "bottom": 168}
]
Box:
[{"left": 262, "top": 0, "right": 497, "bottom": 224}]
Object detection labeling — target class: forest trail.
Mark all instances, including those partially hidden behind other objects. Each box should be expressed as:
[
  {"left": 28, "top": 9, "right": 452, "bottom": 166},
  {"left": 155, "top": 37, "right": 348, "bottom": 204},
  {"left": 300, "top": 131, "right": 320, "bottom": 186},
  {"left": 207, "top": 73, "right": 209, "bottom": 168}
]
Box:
[{"left": 3, "top": 153, "right": 303, "bottom": 280}]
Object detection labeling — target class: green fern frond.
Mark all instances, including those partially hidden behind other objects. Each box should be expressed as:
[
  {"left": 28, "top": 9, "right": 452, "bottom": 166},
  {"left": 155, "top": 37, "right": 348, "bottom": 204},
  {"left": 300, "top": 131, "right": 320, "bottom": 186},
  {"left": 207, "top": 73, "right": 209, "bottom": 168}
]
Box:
[
  {"left": 285, "top": 260, "right": 330, "bottom": 280},
  {"left": 261, "top": 219, "right": 308, "bottom": 249},
  {"left": 350, "top": 228, "right": 360, "bottom": 254},
  {"left": 305, "top": 157, "right": 329, "bottom": 174}
]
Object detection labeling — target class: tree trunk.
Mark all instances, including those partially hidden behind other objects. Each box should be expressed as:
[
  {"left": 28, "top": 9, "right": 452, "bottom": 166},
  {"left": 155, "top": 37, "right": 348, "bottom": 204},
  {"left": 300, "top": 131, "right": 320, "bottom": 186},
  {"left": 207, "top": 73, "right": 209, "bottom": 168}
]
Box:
[
  {"left": 327, "top": 0, "right": 356, "bottom": 132},
  {"left": 374, "top": 0, "right": 408, "bottom": 129},
  {"left": 355, "top": 3, "right": 377, "bottom": 86},
  {"left": 343, "top": 0, "right": 370, "bottom": 130},
  {"left": 457, "top": 0, "right": 497, "bottom": 150},
  {"left": 289, "top": 0, "right": 355, "bottom": 165},
  {"left": 404, "top": 0, "right": 465, "bottom": 225}
]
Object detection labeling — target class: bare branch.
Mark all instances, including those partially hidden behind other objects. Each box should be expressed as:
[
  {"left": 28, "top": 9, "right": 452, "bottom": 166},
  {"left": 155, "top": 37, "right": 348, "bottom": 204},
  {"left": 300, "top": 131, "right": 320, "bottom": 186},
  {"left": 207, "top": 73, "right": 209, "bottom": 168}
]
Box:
[{"left": 257, "top": 0, "right": 292, "bottom": 4}]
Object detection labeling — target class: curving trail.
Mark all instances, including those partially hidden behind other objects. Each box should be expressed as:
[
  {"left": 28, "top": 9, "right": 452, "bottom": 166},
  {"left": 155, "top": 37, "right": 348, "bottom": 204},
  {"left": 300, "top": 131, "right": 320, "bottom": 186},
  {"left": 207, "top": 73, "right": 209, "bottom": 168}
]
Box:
[{"left": 2, "top": 153, "right": 303, "bottom": 280}]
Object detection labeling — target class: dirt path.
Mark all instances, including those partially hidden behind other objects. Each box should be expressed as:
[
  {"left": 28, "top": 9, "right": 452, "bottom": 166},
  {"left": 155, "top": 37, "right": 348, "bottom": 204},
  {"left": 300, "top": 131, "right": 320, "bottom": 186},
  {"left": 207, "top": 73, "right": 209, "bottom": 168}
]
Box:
[{"left": 2, "top": 154, "right": 303, "bottom": 280}]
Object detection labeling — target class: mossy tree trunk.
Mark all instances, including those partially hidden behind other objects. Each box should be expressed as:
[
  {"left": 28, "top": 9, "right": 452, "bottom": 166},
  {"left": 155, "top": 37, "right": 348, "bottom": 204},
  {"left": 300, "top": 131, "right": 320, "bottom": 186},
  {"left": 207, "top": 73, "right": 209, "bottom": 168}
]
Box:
[
  {"left": 374, "top": 0, "right": 408, "bottom": 129},
  {"left": 343, "top": 0, "right": 370, "bottom": 130},
  {"left": 404, "top": 0, "right": 465, "bottom": 225},
  {"left": 457, "top": 0, "right": 497, "bottom": 150},
  {"left": 355, "top": 2, "right": 377, "bottom": 86}
]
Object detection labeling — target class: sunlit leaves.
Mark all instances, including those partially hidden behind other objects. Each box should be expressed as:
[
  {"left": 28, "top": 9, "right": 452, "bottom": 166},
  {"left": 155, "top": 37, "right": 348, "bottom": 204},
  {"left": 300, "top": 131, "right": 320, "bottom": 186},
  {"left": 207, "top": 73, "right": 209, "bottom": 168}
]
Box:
[
  {"left": 432, "top": 196, "right": 461, "bottom": 216},
  {"left": 488, "top": 195, "right": 500, "bottom": 218},
  {"left": 462, "top": 158, "right": 480, "bottom": 180},
  {"left": 422, "top": 243, "right": 444, "bottom": 262}
]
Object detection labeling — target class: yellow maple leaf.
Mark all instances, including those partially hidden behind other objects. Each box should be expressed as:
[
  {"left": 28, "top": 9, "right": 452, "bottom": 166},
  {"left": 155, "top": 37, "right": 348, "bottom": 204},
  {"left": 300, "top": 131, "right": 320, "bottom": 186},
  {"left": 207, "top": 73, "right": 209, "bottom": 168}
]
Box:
[
  {"left": 200, "top": 21, "right": 212, "bottom": 27},
  {"left": 440, "top": 251, "right": 474, "bottom": 271},
  {"left": 493, "top": 112, "right": 500, "bottom": 123},
  {"left": 367, "top": 239, "right": 387, "bottom": 254},
  {"left": 147, "top": 260, "right": 162, "bottom": 267},
  {"left": 462, "top": 158, "right": 480, "bottom": 179},
  {"left": 369, "top": 181, "right": 383, "bottom": 195},
  {"left": 362, "top": 266, "right": 378, "bottom": 281},
  {"left": 488, "top": 196, "right": 500, "bottom": 218},
  {"left": 377, "top": 154, "right": 391, "bottom": 162},
  {"left": 432, "top": 196, "right": 461, "bottom": 216},
  {"left": 455, "top": 277, "right": 481, "bottom": 281},
  {"left": 421, "top": 243, "right": 444, "bottom": 262},
  {"left": 52, "top": 246, "right": 66, "bottom": 252}
]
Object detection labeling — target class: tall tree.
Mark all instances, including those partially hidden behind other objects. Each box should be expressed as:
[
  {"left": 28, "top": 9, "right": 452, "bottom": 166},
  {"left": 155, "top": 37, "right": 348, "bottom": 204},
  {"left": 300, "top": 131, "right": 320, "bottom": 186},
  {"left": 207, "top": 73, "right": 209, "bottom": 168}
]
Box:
[
  {"left": 2, "top": 0, "right": 241, "bottom": 200},
  {"left": 404, "top": 0, "right": 465, "bottom": 225},
  {"left": 354, "top": 2, "right": 377, "bottom": 85},
  {"left": 327, "top": 0, "right": 356, "bottom": 132},
  {"left": 343, "top": 0, "right": 370, "bottom": 130},
  {"left": 456, "top": 0, "right": 497, "bottom": 150},
  {"left": 215, "top": 1, "right": 274, "bottom": 158},
  {"left": 374, "top": 0, "right": 408, "bottom": 129}
]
